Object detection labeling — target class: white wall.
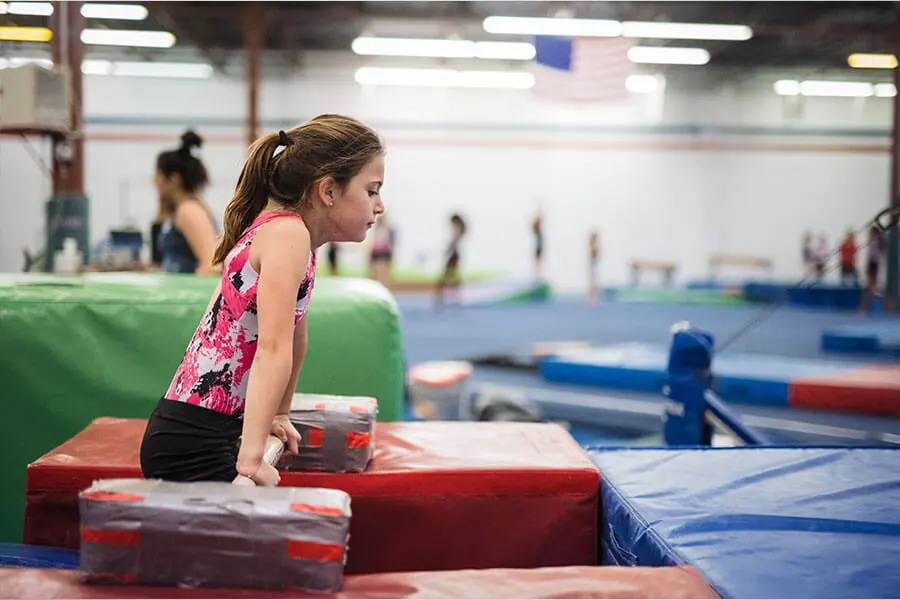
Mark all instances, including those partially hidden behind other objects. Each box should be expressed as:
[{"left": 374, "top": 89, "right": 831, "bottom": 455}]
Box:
[{"left": 0, "top": 53, "right": 893, "bottom": 292}]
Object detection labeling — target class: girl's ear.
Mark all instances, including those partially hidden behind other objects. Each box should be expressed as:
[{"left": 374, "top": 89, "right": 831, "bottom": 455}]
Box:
[{"left": 315, "top": 176, "right": 337, "bottom": 207}]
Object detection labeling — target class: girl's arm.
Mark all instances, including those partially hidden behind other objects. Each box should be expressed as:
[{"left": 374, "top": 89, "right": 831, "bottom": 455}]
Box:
[
  {"left": 277, "top": 316, "right": 308, "bottom": 415},
  {"left": 175, "top": 201, "right": 220, "bottom": 275},
  {"left": 236, "top": 219, "right": 310, "bottom": 480}
]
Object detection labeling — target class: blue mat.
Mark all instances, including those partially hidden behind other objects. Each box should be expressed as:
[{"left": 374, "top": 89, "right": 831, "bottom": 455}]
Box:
[
  {"left": 0, "top": 543, "right": 79, "bottom": 568},
  {"left": 822, "top": 321, "right": 900, "bottom": 357},
  {"left": 743, "top": 281, "right": 885, "bottom": 312},
  {"left": 540, "top": 343, "right": 864, "bottom": 407},
  {"left": 588, "top": 447, "right": 900, "bottom": 599}
]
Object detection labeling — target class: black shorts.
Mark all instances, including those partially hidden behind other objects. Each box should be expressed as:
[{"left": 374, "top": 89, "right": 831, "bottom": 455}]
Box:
[{"left": 140, "top": 397, "right": 244, "bottom": 483}]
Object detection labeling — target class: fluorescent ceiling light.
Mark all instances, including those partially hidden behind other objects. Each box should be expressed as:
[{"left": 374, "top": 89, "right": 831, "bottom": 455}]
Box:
[
  {"left": 0, "top": 26, "right": 52, "bottom": 42},
  {"left": 626, "top": 74, "right": 662, "bottom": 93},
  {"left": 474, "top": 41, "right": 535, "bottom": 60},
  {"left": 800, "top": 80, "right": 873, "bottom": 97},
  {"left": 621, "top": 21, "right": 752, "bottom": 41},
  {"left": 774, "top": 80, "right": 801, "bottom": 96},
  {"left": 483, "top": 16, "right": 622, "bottom": 37},
  {"left": 356, "top": 67, "right": 460, "bottom": 87},
  {"left": 351, "top": 36, "right": 534, "bottom": 60},
  {"left": 0, "top": 56, "right": 53, "bottom": 69},
  {"left": 875, "top": 83, "right": 897, "bottom": 97},
  {"left": 459, "top": 70, "right": 534, "bottom": 89},
  {"left": 83, "top": 60, "right": 212, "bottom": 78},
  {"left": 848, "top": 53, "right": 897, "bottom": 69},
  {"left": 7, "top": 2, "right": 53, "bottom": 16},
  {"left": 483, "top": 15, "right": 751, "bottom": 41},
  {"left": 774, "top": 79, "right": 883, "bottom": 98},
  {"left": 82, "top": 3, "right": 148, "bottom": 20},
  {"left": 81, "top": 28, "right": 175, "bottom": 48},
  {"left": 628, "top": 46, "right": 709, "bottom": 65},
  {"left": 355, "top": 66, "right": 534, "bottom": 89}
]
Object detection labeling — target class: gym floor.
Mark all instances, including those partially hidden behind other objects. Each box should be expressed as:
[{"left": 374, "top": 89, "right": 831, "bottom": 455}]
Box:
[{"left": 397, "top": 294, "right": 900, "bottom": 446}]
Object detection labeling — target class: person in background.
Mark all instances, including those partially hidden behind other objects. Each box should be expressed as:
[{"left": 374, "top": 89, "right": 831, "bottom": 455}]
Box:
[
  {"left": 436, "top": 213, "right": 466, "bottom": 311},
  {"left": 588, "top": 230, "right": 600, "bottom": 304},
  {"left": 839, "top": 229, "right": 858, "bottom": 286},
  {"left": 860, "top": 225, "right": 884, "bottom": 313},
  {"left": 369, "top": 213, "right": 396, "bottom": 287},
  {"left": 813, "top": 233, "right": 828, "bottom": 279},
  {"left": 801, "top": 231, "right": 814, "bottom": 277},
  {"left": 153, "top": 131, "right": 220, "bottom": 275},
  {"left": 326, "top": 242, "right": 340, "bottom": 275},
  {"left": 532, "top": 212, "right": 544, "bottom": 280},
  {"left": 140, "top": 115, "right": 386, "bottom": 487}
]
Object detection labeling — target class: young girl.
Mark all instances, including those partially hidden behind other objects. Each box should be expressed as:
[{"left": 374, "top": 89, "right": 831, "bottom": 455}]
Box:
[
  {"left": 532, "top": 212, "right": 543, "bottom": 280},
  {"left": 369, "top": 213, "right": 396, "bottom": 286},
  {"left": 152, "top": 131, "right": 220, "bottom": 275},
  {"left": 140, "top": 115, "right": 386, "bottom": 487}
]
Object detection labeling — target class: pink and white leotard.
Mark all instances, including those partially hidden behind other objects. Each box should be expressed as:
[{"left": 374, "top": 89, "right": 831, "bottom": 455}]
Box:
[{"left": 164, "top": 211, "right": 316, "bottom": 416}]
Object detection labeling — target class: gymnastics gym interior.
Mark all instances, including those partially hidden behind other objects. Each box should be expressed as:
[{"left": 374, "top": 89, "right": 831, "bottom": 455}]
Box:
[{"left": 1, "top": 1, "right": 900, "bottom": 598}]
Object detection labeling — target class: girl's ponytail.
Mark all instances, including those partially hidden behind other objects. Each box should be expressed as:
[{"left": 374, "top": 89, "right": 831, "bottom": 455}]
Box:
[{"left": 212, "top": 133, "right": 280, "bottom": 265}]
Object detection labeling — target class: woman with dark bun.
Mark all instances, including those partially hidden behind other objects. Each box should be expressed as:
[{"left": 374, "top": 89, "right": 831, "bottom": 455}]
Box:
[{"left": 153, "top": 131, "right": 219, "bottom": 275}]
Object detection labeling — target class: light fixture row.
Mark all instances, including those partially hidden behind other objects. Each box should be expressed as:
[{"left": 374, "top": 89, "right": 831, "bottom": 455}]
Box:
[{"left": 0, "top": 2, "right": 149, "bottom": 19}]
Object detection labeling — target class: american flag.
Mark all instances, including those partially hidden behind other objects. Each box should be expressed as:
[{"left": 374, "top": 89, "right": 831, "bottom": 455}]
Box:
[{"left": 531, "top": 35, "right": 635, "bottom": 102}]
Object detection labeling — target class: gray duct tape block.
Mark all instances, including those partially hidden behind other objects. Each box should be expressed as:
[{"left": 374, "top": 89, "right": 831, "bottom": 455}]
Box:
[
  {"left": 79, "top": 478, "right": 351, "bottom": 593},
  {"left": 278, "top": 394, "right": 377, "bottom": 474}
]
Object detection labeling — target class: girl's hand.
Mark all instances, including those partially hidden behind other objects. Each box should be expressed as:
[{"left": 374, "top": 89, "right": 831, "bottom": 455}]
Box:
[
  {"left": 271, "top": 413, "right": 301, "bottom": 455},
  {"left": 234, "top": 456, "right": 281, "bottom": 487}
]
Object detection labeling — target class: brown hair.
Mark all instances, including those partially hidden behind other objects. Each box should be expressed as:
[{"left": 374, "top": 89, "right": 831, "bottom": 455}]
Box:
[
  {"left": 212, "top": 114, "right": 384, "bottom": 265},
  {"left": 157, "top": 130, "right": 209, "bottom": 194}
]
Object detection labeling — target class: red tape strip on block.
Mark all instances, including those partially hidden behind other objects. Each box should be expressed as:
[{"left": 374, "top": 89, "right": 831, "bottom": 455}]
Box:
[
  {"left": 307, "top": 428, "right": 323, "bottom": 447},
  {"left": 286, "top": 541, "right": 344, "bottom": 562},
  {"left": 290, "top": 503, "right": 343, "bottom": 516},
  {"left": 81, "top": 528, "right": 139, "bottom": 546},
  {"left": 81, "top": 491, "right": 143, "bottom": 502},
  {"left": 346, "top": 432, "right": 370, "bottom": 449}
]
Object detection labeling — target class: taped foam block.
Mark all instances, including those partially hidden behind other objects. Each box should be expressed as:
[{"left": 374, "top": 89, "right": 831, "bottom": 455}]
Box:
[
  {"left": 279, "top": 394, "right": 377, "bottom": 473},
  {"left": 78, "top": 479, "right": 351, "bottom": 593}
]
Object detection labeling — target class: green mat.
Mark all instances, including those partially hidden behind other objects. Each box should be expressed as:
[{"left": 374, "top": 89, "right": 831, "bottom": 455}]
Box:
[
  {"left": 607, "top": 288, "right": 749, "bottom": 305},
  {"left": 0, "top": 272, "right": 405, "bottom": 543}
]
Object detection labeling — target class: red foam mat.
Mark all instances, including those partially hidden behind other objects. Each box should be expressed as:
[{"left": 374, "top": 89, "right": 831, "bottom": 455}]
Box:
[
  {"left": 790, "top": 365, "right": 900, "bottom": 416},
  {"left": 0, "top": 566, "right": 719, "bottom": 599},
  {"left": 25, "top": 418, "right": 599, "bottom": 574}
]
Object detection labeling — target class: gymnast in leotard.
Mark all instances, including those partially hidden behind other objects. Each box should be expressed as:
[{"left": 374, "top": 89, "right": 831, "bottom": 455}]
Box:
[{"left": 140, "top": 115, "right": 386, "bottom": 487}]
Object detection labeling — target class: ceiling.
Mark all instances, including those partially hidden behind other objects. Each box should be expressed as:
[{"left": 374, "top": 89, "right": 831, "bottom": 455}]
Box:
[
  {"left": 154, "top": 1, "right": 900, "bottom": 71},
  {"left": 3, "top": 1, "right": 900, "bottom": 74}
]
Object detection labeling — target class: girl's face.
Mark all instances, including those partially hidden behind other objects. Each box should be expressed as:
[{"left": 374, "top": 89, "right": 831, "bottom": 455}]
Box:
[
  {"left": 328, "top": 155, "right": 385, "bottom": 243},
  {"left": 155, "top": 169, "right": 180, "bottom": 202}
]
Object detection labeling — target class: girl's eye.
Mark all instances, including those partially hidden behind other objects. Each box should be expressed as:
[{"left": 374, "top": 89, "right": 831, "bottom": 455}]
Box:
[{"left": 368, "top": 190, "right": 379, "bottom": 197}]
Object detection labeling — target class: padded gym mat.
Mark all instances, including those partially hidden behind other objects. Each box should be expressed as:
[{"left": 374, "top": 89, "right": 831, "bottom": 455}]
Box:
[
  {"left": 0, "top": 566, "right": 719, "bottom": 599},
  {"left": 605, "top": 288, "right": 748, "bottom": 305},
  {"left": 588, "top": 446, "right": 900, "bottom": 598},
  {"left": 458, "top": 279, "right": 551, "bottom": 307},
  {"left": 25, "top": 418, "right": 599, "bottom": 575},
  {"left": 0, "top": 273, "right": 405, "bottom": 543},
  {"left": 0, "top": 544, "right": 78, "bottom": 569},
  {"left": 821, "top": 321, "right": 900, "bottom": 357},
  {"left": 541, "top": 342, "right": 900, "bottom": 415}
]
